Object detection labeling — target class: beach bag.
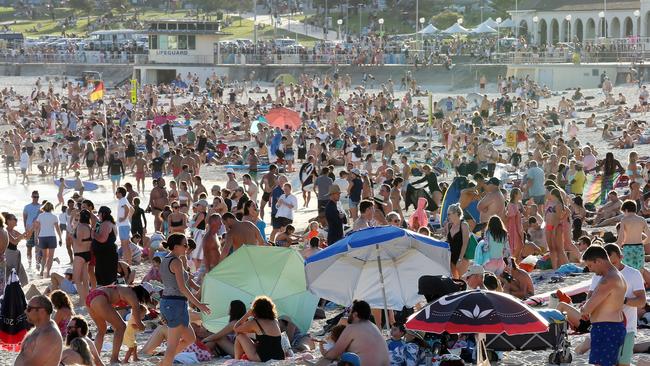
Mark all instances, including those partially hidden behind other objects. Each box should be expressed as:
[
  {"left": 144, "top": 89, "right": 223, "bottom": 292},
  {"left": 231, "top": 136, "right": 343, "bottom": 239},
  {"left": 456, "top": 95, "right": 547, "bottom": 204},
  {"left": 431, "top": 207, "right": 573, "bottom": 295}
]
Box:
[
  {"left": 463, "top": 234, "right": 479, "bottom": 260},
  {"left": 0, "top": 270, "right": 30, "bottom": 351},
  {"left": 473, "top": 240, "right": 489, "bottom": 266}
]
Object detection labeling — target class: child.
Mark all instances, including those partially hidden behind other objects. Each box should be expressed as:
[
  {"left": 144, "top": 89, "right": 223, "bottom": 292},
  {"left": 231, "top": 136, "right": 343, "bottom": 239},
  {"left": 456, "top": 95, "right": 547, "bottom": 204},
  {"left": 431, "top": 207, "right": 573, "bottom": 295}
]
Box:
[
  {"left": 123, "top": 304, "right": 147, "bottom": 363},
  {"left": 142, "top": 256, "right": 162, "bottom": 283},
  {"left": 56, "top": 178, "right": 66, "bottom": 207},
  {"left": 74, "top": 171, "right": 84, "bottom": 196},
  {"left": 274, "top": 225, "right": 299, "bottom": 247},
  {"left": 316, "top": 324, "right": 346, "bottom": 356},
  {"left": 387, "top": 323, "right": 406, "bottom": 353}
]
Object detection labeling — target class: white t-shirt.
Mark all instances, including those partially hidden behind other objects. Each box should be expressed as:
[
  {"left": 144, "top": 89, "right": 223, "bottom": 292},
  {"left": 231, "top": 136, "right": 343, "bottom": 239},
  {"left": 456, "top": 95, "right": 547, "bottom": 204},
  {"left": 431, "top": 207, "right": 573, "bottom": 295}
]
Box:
[
  {"left": 36, "top": 212, "right": 59, "bottom": 237},
  {"left": 589, "top": 265, "right": 644, "bottom": 333},
  {"left": 117, "top": 197, "right": 132, "bottom": 227},
  {"left": 276, "top": 193, "right": 297, "bottom": 220},
  {"left": 19, "top": 152, "right": 29, "bottom": 169},
  {"left": 333, "top": 178, "right": 350, "bottom": 200}
]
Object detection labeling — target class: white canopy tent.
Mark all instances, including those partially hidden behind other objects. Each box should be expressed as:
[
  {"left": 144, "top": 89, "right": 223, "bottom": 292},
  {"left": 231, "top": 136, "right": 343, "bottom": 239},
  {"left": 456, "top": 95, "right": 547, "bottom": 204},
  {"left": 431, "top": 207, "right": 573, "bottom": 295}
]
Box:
[
  {"left": 418, "top": 24, "right": 438, "bottom": 34},
  {"left": 442, "top": 23, "right": 469, "bottom": 34},
  {"left": 472, "top": 23, "right": 497, "bottom": 34},
  {"left": 481, "top": 18, "right": 499, "bottom": 28},
  {"left": 498, "top": 18, "right": 516, "bottom": 28}
]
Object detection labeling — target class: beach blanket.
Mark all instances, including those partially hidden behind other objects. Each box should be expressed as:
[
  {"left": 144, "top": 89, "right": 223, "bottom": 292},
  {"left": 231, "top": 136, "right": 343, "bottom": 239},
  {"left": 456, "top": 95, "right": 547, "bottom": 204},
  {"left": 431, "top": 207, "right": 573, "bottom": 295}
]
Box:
[
  {"left": 525, "top": 279, "right": 592, "bottom": 306},
  {"left": 582, "top": 173, "right": 621, "bottom": 205}
]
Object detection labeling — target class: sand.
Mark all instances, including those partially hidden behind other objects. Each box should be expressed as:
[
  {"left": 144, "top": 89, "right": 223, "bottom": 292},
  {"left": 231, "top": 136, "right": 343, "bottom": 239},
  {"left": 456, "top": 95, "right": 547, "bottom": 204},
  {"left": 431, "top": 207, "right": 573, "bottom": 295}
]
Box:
[{"left": 2, "top": 75, "right": 650, "bottom": 365}]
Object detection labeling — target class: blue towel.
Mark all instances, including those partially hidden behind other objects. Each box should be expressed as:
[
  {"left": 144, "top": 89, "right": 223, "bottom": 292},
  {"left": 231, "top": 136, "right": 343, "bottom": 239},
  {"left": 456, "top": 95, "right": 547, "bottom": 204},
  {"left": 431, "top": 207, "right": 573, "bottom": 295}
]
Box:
[{"left": 555, "top": 263, "right": 584, "bottom": 274}]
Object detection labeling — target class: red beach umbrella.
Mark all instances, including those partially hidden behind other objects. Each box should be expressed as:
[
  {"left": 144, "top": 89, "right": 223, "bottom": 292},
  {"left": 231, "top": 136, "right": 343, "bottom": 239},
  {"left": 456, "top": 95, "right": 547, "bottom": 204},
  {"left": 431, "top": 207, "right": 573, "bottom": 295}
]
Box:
[
  {"left": 406, "top": 289, "right": 549, "bottom": 335},
  {"left": 264, "top": 107, "right": 302, "bottom": 130}
]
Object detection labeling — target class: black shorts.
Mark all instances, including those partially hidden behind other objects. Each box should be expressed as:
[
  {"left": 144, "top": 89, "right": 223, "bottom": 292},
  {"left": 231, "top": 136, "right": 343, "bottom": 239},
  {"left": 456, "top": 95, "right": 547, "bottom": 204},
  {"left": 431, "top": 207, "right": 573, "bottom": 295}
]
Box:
[
  {"left": 273, "top": 216, "right": 292, "bottom": 229},
  {"left": 575, "top": 319, "right": 591, "bottom": 333},
  {"left": 5, "top": 156, "right": 14, "bottom": 167},
  {"left": 262, "top": 192, "right": 271, "bottom": 202}
]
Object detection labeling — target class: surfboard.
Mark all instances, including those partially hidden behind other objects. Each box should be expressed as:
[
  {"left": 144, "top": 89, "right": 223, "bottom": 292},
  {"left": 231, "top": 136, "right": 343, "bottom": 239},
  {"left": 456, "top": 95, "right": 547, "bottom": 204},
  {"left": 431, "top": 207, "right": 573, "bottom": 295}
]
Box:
[
  {"left": 223, "top": 164, "right": 270, "bottom": 171},
  {"left": 54, "top": 179, "right": 99, "bottom": 191},
  {"left": 440, "top": 176, "right": 479, "bottom": 224},
  {"left": 525, "top": 279, "right": 592, "bottom": 306}
]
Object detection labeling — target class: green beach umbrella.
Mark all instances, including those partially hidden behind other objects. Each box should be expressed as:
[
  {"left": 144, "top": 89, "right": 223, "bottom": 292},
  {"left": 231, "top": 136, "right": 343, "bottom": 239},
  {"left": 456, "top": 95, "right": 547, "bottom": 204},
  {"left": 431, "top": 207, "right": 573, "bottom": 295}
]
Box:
[
  {"left": 201, "top": 245, "right": 318, "bottom": 333},
  {"left": 274, "top": 73, "right": 297, "bottom": 85}
]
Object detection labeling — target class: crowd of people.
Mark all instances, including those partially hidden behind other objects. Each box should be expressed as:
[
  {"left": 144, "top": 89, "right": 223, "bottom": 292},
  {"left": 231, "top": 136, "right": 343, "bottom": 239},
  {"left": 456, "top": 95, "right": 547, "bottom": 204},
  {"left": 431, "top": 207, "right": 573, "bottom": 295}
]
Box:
[{"left": 3, "top": 59, "right": 650, "bottom": 366}]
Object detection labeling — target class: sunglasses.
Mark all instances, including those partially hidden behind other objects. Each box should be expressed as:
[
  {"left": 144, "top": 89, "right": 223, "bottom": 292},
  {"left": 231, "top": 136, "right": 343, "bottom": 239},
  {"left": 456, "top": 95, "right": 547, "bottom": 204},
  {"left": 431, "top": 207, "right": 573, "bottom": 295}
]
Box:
[
  {"left": 26, "top": 305, "right": 43, "bottom": 312},
  {"left": 32, "top": 196, "right": 39, "bottom": 199}
]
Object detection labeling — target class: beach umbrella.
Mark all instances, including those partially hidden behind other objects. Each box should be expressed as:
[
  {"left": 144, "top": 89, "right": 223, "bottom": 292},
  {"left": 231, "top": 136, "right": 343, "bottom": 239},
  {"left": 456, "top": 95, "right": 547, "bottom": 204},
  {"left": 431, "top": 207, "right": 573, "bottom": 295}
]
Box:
[
  {"left": 471, "top": 23, "right": 497, "bottom": 34},
  {"left": 406, "top": 289, "right": 549, "bottom": 363},
  {"left": 274, "top": 73, "right": 297, "bottom": 85},
  {"left": 305, "top": 226, "right": 450, "bottom": 316},
  {"left": 442, "top": 23, "right": 469, "bottom": 34},
  {"left": 201, "top": 246, "right": 318, "bottom": 334},
  {"left": 264, "top": 107, "right": 302, "bottom": 130},
  {"left": 0, "top": 270, "right": 30, "bottom": 351},
  {"left": 418, "top": 24, "right": 439, "bottom": 35}
]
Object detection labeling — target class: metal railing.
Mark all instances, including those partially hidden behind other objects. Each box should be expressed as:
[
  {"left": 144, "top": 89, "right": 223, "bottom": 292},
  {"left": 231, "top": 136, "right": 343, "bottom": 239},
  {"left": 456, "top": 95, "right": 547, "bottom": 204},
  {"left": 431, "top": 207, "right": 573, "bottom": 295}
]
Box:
[
  {"left": 503, "top": 49, "right": 648, "bottom": 64},
  {"left": 0, "top": 51, "right": 143, "bottom": 64}
]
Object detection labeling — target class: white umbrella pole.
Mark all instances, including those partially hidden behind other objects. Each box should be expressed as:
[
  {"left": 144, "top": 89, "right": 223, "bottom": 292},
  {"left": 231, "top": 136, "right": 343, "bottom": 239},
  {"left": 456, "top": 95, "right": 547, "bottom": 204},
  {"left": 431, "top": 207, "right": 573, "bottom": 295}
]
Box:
[
  {"left": 476, "top": 333, "right": 487, "bottom": 365},
  {"left": 375, "top": 243, "right": 391, "bottom": 331}
]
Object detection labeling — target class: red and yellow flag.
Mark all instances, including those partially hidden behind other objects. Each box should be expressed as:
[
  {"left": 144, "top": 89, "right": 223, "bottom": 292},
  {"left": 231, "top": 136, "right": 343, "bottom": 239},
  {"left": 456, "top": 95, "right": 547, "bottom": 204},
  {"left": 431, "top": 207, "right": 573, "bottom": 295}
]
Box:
[{"left": 89, "top": 81, "right": 105, "bottom": 102}]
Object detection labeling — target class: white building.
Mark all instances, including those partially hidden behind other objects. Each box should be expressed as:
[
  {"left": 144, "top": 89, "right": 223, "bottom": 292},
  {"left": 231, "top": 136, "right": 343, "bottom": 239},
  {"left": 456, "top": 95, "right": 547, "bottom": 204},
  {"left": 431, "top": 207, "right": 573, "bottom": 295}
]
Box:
[
  {"left": 510, "top": 0, "right": 650, "bottom": 44},
  {"left": 134, "top": 19, "right": 227, "bottom": 85}
]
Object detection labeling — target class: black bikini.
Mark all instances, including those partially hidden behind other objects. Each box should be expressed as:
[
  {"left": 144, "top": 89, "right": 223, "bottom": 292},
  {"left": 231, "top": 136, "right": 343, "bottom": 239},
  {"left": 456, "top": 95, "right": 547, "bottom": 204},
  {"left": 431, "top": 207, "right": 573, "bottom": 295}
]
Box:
[{"left": 73, "top": 227, "right": 92, "bottom": 262}]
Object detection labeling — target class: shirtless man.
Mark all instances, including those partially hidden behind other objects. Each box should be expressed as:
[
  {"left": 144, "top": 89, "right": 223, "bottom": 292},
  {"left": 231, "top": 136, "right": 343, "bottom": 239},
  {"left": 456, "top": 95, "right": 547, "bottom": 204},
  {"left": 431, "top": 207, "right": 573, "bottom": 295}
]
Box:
[
  {"left": 317, "top": 300, "right": 390, "bottom": 366},
  {"left": 168, "top": 149, "right": 183, "bottom": 180},
  {"left": 459, "top": 183, "right": 481, "bottom": 230},
  {"left": 133, "top": 153, "right": 147, "bottom": 193},
  {"left": 259, "top": 164, "right": 278, "bottom": 220},
  {"left": 476, "top": 177, "right": 506, "bottom": 232},
  {"left": 202, "top": 213, "right": 223, "bottom": 274},
  {"left": 149, "top": 178, "right": 169, "bottom": 231},
  {"left": 617, "top": 200, "right": 650, "bottom": 277},
  {"left": 502, "top": 258, "right": 534, "bottom": 299},
  {"left": 220, "top": 212, "right": 266, "bottom": 261},
  {"left": 592, "top": 191, "right": 622, "bottom": 226},
  {"left": 15, "top": 295, "right": 63, "bottom": 366},
  {"left": 193, "top": 175, "right": 207, "bottom": 202},
  {"left": 580, "top": 246, "right": 627, "bottom": 366}
]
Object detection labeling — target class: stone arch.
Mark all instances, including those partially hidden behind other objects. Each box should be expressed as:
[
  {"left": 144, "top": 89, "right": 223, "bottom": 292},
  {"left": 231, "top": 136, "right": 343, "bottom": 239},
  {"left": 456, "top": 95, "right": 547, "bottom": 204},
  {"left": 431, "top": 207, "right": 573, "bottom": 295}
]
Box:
[
  {"left": 551, "top": 18, "right": 560, "bottom": 43},
  {"left": 539, "top": 18, "right": 548, "bottom": 44},
  {"left": 574, "top": 18, "right": 584, "bottom": 41},
  {"left": 519, "top": 19, "right": 529, "bottom": 37},
  {"left": 624, "top": 16, "right": 634, "bottom": 36},
  {"left": 610, "top": 16, "right": 621, "bottom": 38},
  {"left": 585, "top": 18, "right": 596, "bottom": 40}
]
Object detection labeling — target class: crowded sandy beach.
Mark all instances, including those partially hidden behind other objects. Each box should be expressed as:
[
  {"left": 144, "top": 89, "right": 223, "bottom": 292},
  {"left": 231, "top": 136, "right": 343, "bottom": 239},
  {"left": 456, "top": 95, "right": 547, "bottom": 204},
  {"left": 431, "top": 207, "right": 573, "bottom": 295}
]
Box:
[
  {"left": 3, "top": 4, "right": 650, "bottom": 365},
  {"left": 0, "top": 65, "right": 649, "bottom": 366}
]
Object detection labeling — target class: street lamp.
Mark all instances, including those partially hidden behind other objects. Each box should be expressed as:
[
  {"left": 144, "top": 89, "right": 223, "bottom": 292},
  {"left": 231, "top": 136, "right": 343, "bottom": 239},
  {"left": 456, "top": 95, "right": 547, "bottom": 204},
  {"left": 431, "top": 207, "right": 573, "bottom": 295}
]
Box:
[
  {"left": 378, "top": 18, "right": 384, "bottom": 50},
  {"left": 532, "top": 16, "right": 539, "bottom": 45},
  {"left": 599, "top": 11, "right": 605, "bottom": 39},
  {"left": 634, "top": 10, "right": 640, "bottom": 37},
  {"left": 496, "top": 17, "right": 502, "bottom": 55},
  {"left": 419, "top": 17, "right": 425, "bottom": 55},
  {"left": 565, "top": 14, "right": 572, "bottom": 42},
  {"left": 337, "top": 19, "right": 343, "bottom": 40}
]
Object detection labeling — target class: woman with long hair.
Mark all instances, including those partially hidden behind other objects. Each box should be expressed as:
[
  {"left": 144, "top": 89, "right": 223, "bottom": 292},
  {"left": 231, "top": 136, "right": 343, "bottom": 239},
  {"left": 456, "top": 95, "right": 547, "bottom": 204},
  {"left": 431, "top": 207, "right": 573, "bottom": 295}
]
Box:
[
  {"left": 234, "top": 296, "right": 285, "bottom": 362},
  {"left": 91, "top": 206, "right": 118, "bottom": 286},
  {"left": 167, "top": 201, "right": 188, "bottom": 234},
  {"left": 34, "top": 201, "right": 63, "bottom": 278},
  {"left": 546, "top": 188, "right": 570, "bottom": 268},
  {"left": 50, "top": 289, "right": 74, "bottom": 336},
  {"left": 203, "top": 300, "right": 247, "bottom": 357},
  {"left": 86, "top": 284, "right": 152, "bottom": 364},
  {"left": 483, "top": 215, "right": 508, "bottom": 275},
  {"left": 445, "top": 204, "right": 470, "bottom": 279},
  {"left": 73, "top": 209, "right": 92, "bottom": 307},
  {"left": 506, "top": 188, "right": 524, "bottom": 260},
  {"left": 3, "top": 212, "right": 29, "bottom": 286},
  {"left": 159, "top": 233, "right": 211, "bottom": 366},
  {"left": 83, "top": 142, "right": 95, "bottom": 180}
]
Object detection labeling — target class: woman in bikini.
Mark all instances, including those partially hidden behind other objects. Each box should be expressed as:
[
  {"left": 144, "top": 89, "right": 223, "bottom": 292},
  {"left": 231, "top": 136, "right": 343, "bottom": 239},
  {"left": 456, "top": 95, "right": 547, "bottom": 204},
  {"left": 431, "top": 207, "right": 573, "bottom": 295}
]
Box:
[
  {"left": 545, "top": 188, "right": 571, "bottom": 269},
  {"left": 167, "top": 201, "right": 188, "bottom": 234},
  {"left": 73, "top": 209, "right": 93, "bottom": 307},
  {"left": 86, "top": 284, "right": 152, "bottom": 364},
  {"left": 178, "top": 181, "right": 192, "bottom": 214},
  {"left": 3, "top": 212, "right": 29, "bottom": 286}
]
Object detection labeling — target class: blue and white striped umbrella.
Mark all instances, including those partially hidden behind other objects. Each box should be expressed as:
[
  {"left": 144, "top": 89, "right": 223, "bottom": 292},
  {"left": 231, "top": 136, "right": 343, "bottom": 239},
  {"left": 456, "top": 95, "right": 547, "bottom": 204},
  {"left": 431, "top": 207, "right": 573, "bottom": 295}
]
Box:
[{"left": 305, "top": 226, "right": 450, "bottom": 310}]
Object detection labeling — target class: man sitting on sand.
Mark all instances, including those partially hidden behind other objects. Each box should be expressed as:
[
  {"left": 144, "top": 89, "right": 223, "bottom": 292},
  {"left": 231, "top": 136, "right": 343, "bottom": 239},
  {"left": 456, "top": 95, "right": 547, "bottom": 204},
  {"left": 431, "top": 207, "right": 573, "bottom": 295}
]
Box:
[
  {"left": 15, "top": 295, "right": 63, "bottom": 366},
  {"left": 590, "top": 191, "right": 622, "bottom": 227},
  {"left": 316, "top": 300, "right": 390, "bottom": 366}
]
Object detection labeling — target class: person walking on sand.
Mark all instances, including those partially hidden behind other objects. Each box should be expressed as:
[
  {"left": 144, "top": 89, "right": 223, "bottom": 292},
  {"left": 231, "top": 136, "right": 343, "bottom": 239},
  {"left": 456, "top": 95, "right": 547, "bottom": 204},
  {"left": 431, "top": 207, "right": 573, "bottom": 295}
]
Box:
[{"left": 580, "top": 246, "right": 627, "bottom": 366}]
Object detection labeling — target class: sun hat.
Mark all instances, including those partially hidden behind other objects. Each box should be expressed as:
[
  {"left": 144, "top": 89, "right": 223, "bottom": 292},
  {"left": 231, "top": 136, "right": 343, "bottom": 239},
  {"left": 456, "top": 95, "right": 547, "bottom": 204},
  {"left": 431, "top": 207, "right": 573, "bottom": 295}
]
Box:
[
  {"left": 226, "top": 168, "right": 235, "bottom": 174},
  {"left": 463, "top": 264, "right": 485, "bottom": 278}
]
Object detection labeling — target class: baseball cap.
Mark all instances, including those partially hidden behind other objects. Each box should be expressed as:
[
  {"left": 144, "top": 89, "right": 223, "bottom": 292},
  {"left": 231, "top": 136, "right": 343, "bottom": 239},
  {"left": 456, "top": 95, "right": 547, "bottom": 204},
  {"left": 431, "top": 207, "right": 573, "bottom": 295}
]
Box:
[
  {"left": 194, "top": 199, "right": 209, "bottom": 207},
  {"left": 328, "top": 184, "right": 342, "bottom": 195},
  {"left": 463, "top": 264, "right": 485, "bottom": 278},
  {"left": 339, "top": 352, "right": 361, "bottom": 366},
  {"left": 351, "top": 168, "right": 361, "bottom": 176},
  {"left": 226, "top": 168, "right": 235, "bottom": 175},
  {"left": 487, "top": 177, "right": 501, "bottom": 186},
  {"left": 64, "top": 268, "right": 73, "bottom": 275}
]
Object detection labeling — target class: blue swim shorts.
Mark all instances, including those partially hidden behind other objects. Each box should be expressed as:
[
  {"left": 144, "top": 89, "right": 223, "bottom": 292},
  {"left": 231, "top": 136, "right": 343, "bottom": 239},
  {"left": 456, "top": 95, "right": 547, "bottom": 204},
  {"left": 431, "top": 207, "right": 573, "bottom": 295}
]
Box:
[{"left": 590, "top": 321, "right": 626, "bottom": 366}]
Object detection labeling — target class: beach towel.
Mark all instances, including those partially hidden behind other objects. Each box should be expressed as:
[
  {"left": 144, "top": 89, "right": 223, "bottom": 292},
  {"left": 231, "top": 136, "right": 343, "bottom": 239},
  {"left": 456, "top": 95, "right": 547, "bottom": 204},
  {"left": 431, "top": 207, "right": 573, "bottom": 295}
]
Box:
[
  {"left": 583, "top": 173, "right": 620, "bottom": 204},
  {"left": 409, "top": 197, "right": 429, "bottom": 229}
]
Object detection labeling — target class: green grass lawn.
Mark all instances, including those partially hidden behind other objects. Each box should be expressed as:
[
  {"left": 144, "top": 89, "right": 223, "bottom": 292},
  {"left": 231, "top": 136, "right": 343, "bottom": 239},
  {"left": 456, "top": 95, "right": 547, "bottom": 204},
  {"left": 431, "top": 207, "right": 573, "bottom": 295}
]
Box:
[{"left": 306, "top": 9, "right": 439, "bottom": 36}]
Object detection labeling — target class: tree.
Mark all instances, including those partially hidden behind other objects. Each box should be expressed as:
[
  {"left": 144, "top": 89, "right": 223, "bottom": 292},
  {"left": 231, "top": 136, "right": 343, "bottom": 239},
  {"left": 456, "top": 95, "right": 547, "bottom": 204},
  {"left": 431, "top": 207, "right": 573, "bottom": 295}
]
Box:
[
  {"left": 69, "top": 0, "right": 94, "bottom": 25},
  {"left": 109, "top": 0, "right": 130, "bottom": 12},
  {"left": 431, "top": 10, "right": 462, "bottom": 29}
]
